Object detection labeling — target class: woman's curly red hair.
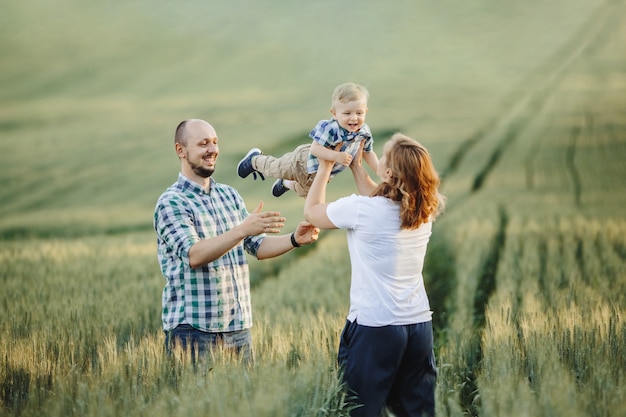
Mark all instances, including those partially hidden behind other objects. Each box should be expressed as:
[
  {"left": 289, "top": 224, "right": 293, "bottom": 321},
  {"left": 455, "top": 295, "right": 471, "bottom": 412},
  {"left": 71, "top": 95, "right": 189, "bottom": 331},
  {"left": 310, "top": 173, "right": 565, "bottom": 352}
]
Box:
[{"left": 372, "top": 133, "right": 446, "bottom": 229}]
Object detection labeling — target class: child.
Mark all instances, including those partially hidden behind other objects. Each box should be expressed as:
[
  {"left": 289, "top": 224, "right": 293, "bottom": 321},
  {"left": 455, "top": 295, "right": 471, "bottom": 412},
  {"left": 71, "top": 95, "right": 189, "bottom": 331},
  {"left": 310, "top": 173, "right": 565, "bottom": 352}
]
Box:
[{"left": 237, "top": 82, "right": 379, "bottom": 197}]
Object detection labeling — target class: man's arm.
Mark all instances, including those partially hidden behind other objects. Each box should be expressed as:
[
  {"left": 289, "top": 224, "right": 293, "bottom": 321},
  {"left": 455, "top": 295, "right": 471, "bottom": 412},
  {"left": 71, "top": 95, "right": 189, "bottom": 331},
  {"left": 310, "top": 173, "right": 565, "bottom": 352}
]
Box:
[
  {"left": 188, "top": 201, "right": 285, "bottom": 268},
  {"left": 188, "top": 225, "right": 250, "bottom": 268},
  {"left": 256, "top": 221, "right": 319, "bottom": 259}
]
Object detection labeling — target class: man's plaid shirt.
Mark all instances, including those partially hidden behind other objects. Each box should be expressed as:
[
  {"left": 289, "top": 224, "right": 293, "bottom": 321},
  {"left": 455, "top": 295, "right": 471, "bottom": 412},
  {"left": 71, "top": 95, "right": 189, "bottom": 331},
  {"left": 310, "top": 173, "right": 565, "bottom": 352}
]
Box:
[{"left": 154, "top": 173, "right": 264, "bottom": 333}]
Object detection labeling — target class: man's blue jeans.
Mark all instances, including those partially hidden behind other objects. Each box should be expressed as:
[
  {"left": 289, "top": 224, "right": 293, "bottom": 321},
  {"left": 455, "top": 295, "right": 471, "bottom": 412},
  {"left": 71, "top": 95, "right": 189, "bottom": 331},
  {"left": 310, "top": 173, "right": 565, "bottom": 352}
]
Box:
[{"left": 165, "top": 324, "right": 253, "bottom": 364}]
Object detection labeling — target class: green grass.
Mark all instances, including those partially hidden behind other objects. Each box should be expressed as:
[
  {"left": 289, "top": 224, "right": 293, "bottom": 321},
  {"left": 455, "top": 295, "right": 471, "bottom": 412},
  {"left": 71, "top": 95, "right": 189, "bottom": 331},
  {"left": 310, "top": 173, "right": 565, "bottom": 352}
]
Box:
[{"left": 2, "top": 0, "right": 626, "bottom": 416}]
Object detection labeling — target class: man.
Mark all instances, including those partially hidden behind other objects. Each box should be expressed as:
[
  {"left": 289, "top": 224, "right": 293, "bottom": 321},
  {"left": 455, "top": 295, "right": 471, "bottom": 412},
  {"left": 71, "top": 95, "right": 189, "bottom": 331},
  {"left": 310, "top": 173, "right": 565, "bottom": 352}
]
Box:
[{"left": 154, "top": 119, "right": 319, "bottom": 363}]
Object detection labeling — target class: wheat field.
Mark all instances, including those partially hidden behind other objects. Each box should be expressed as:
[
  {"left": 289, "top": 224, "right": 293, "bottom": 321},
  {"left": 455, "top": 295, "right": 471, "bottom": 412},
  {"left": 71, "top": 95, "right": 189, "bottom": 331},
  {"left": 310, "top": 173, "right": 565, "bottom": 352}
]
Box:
[{"left": 1, "top": 0, "right": 625, "bottom": 416}]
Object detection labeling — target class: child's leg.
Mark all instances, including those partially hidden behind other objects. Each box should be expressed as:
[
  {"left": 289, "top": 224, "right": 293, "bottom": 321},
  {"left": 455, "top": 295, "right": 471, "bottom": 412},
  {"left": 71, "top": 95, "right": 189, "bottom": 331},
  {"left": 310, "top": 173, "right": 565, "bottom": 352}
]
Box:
[
  {"left": 292, "top": 174, "right": 314, "bottom": 198},
  {"left": 254, "top": 144, "right": 311, "bottom": 185}
]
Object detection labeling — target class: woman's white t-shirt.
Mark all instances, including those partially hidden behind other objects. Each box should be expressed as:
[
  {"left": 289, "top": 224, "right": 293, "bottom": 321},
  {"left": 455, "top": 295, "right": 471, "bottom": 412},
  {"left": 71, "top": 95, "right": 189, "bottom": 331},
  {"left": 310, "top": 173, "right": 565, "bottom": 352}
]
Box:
[{"left": 327, "top": 194, "right": 433, "bottom": 327}]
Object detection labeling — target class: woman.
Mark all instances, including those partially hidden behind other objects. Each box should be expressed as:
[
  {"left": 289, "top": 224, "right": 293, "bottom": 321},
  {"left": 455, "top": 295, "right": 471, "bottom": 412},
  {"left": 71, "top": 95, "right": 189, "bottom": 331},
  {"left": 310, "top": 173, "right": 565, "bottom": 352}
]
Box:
[{"left": 304, "top": 133, "right": 445, "bottom": 417}]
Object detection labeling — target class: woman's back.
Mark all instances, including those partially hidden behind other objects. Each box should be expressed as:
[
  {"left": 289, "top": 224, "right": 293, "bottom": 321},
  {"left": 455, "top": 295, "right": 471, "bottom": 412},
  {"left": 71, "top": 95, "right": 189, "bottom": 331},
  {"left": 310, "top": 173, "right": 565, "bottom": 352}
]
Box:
[{"left": 327, "top": 194, "right": 433, "bottom": 326}]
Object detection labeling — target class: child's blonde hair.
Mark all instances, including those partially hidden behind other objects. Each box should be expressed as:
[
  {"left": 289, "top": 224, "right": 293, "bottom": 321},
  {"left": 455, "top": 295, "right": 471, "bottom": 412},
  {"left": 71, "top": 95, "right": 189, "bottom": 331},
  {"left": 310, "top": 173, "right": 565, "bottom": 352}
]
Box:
[{"left": 331, "top": 82, "right": 369, "bottom": 106}]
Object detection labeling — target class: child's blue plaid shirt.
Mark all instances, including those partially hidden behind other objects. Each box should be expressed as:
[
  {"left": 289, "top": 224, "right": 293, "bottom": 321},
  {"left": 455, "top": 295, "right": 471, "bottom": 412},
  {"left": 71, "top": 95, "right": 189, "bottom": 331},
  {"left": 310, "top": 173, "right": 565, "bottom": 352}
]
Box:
[{"left": 307, "top": 119, "right": 374, "bottom": 176}]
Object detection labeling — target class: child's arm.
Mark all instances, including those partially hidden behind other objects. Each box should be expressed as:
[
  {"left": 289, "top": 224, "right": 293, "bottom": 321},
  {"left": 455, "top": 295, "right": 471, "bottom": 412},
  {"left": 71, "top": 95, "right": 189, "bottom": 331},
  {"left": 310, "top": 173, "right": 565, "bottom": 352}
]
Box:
[
  {"left": 363, "top": 150, "right": 379, "bottom": 172},
  {"left": 310, "top": 141, "right": 352, "bottom": 167}
]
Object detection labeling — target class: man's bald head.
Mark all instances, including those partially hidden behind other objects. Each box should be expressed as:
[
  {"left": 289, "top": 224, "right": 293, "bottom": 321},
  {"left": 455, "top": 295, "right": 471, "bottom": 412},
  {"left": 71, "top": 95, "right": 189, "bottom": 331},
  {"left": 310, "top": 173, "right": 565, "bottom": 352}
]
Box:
[{"left": 174, "top": 119, "right": 217, "bottom": 146}]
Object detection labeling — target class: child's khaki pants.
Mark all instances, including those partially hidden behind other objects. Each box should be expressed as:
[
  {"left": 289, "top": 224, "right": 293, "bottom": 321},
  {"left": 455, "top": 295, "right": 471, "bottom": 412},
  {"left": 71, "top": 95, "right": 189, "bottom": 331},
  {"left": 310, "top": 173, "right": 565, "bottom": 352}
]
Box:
[{"left": 253, "top": 144, "right": 315, "bottom": 197}]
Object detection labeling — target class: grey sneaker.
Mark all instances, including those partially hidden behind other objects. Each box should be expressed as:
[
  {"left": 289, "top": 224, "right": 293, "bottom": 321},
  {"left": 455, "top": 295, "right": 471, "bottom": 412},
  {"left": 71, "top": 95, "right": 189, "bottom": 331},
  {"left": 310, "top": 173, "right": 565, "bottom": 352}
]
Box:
[
  {"left": 237, "top": 148, "right": 265, "bottom": 180},
  {"left": 272, "top": 179, "right": 289, "bottom": 197}
]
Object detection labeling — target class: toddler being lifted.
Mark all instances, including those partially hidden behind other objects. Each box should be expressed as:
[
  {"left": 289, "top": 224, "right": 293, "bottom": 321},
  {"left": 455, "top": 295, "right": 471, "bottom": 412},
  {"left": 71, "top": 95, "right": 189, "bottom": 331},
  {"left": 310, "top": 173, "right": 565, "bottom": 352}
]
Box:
[{"left": 237, "top": 82, "right": 379, "bottom": 197}]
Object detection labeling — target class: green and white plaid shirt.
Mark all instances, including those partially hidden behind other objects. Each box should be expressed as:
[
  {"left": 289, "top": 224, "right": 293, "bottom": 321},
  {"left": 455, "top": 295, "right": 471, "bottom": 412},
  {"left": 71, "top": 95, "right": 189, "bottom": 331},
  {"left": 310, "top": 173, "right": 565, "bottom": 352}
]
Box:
[{"left": 154, "top": 173, "right": 264, "bottom": 333}]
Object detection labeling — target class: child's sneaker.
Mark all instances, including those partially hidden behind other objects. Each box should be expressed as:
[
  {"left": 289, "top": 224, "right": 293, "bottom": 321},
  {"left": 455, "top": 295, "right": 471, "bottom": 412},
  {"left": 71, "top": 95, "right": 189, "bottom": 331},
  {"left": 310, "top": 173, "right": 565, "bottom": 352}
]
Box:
[
  {"left": 271, "top": 179, "right": 289, "bottom": 197},
  {"left": 237, "top": 148, "right": 265, "bottom": 180}
]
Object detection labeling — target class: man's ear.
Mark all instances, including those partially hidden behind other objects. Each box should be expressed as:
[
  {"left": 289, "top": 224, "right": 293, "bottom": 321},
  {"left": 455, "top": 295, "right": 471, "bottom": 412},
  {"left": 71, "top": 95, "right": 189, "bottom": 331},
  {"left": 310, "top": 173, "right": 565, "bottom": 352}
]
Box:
[{"left": 175, "top": 143, "right": 186, "bottom": 159}]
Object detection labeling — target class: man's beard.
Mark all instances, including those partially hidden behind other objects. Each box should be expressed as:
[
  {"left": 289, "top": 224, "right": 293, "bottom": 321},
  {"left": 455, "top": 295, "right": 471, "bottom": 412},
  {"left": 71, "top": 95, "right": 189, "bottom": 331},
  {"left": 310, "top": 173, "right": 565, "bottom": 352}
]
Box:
[{"left": 190, "top": 160, "right": 215, "bottom": 178}]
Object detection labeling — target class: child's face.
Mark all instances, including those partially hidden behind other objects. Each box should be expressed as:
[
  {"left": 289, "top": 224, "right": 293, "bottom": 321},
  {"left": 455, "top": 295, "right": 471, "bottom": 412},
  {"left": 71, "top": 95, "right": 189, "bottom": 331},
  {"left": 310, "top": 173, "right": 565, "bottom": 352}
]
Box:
[{"left": 330, "top": 98, "right": 368, "bottom": 133}]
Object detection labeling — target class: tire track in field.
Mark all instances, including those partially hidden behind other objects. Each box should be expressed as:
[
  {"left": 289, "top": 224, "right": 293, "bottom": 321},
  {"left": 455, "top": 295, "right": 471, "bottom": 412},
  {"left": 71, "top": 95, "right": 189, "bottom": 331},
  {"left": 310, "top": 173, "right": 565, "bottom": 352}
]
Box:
[
  {"left": 441, "top": 0, "right": 623, "bottom": 194},
  {"left": 566, "top": 118, "right": 586, "bottom": 208},
  {"left": 472, "top": 0, "right": 624, "bottom": 302},
  {"left": 455, "top": 206, "right": 509, "bottom": 416},
  {"left": 445, "top": 3, "right": 623, "bottom": 413},
  {"left": 470, "top": 1, "right": 624, "bottom": 308},
  {"left": 451, "top": 0, "right": 623, "bottom": 328},
  {"left": 472, "top": 207, "right": 508, "bottom": 329}
]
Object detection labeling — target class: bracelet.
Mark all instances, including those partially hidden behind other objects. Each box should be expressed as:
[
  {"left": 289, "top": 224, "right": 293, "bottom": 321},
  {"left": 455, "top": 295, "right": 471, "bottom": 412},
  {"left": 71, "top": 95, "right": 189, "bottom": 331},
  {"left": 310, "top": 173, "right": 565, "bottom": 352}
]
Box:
[{"left": 290, "top": 232, "right": 301, "bottom": 248}]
